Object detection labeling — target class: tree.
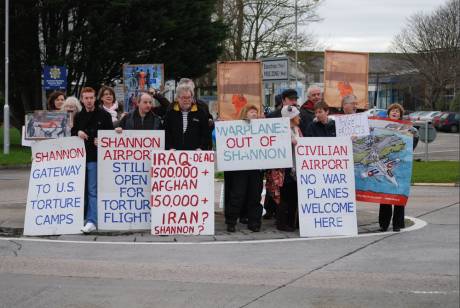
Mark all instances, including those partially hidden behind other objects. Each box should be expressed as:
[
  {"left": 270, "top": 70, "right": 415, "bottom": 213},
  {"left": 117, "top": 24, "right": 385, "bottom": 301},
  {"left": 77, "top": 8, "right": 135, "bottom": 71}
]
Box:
[
  {"left": 0, "top": 0, "right": 226, "bottom": 127},
  {"left": 219, "top": 0, "right": 321, "bottom": 60},
  {"left": 392, "top": 0, "right": 460, "bottom": 110}
]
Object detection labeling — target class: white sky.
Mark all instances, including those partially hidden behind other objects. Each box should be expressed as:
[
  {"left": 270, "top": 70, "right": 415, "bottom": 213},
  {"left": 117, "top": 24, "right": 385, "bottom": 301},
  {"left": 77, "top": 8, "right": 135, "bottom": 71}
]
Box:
[{"left": 304, "top": 0, "right": 444, "bottom": 52}]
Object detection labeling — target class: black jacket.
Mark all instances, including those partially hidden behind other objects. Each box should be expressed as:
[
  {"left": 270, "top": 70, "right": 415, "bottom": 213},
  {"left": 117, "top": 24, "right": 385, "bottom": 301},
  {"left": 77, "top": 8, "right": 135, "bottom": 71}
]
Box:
[
  {"left": 164, "top": 102, "right": 210, "bottom": 150},
  {"left": 71, "top": 107, "right": 113, "bottom": 162},
  {"left": 299, "top": 103, "right": 315, "bottom": 136},
  {"left": 305, "top": 119, "right": 336, "bottom": 137},
  {"left": 118, "top": 108, "right": 162, "bottom": 130}
]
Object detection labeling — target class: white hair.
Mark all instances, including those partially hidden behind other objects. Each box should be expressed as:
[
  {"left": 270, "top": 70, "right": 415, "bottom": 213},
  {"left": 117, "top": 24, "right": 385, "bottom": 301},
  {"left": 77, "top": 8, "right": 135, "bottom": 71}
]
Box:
[
  {"left": 175, "top": 84, "right": 194, "bottom": 100},
  {"left": 61, "top": 96, "right": 82, "bottom": 112},
  {"left": 341, "top": 94, "right": 358, "bottom": 106},
  {"left": 178, "top": 78, "right": 195, "bottom": 90},
  {"left": 307, "top": 85, "right": 322, "bottom": 96}
]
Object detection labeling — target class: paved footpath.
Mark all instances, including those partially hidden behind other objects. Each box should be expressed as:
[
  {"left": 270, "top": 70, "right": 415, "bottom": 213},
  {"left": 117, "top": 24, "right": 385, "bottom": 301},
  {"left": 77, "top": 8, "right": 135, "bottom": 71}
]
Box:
[{"left": 0, "top": 168, "right": 457, "bottom": 242}]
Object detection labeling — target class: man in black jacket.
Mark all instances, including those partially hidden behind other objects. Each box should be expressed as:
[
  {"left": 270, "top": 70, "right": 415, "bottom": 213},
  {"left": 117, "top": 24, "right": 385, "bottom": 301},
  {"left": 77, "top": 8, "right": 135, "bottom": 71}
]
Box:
[
  {"left": 299, "top": 85, "right": 322, "bottom": 135},
  {"left": 71, "top": 87, "right": 113, "bottom": 233},
  {"left": 117, "top": 92, "right": 161, "bottom": 130},
  {"left": 164, "top": 84, "right": 210, "bottom": 150}
]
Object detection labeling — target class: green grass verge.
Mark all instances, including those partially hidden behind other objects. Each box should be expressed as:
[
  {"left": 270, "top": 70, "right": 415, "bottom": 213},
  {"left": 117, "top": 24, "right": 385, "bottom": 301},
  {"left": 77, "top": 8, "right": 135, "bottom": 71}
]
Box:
[
  {"left": 1, "top": 125, "right": 459, "bottom": 184},
  {"left": 412, "top": 160, "right": 460, "bottom": 183},
  {"left": 0, "top": 126, "right": 32, "bottom": 166}
]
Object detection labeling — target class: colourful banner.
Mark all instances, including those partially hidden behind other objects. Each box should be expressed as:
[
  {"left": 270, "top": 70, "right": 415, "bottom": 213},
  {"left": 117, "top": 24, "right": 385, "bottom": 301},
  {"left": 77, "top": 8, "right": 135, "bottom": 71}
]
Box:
[
  {"left": 324, "top": 50, "right": 369, "bottom": 109},
  {"left": 151, "top": 151, "right": 215, "bottom": 235},
  {"left": 97, "top": 130, "right": 165, "bottom": 230},
  {"left": 215, "top": 118, "right": 292, "bottom": 171},
  {"left": 295, "top": 137, "right": 358, "bottom": 237},
  {"left": 24, "top": 137, "right": 86, "bottom": 236},
  {"left": 123, "top": 64, "right": 164, "bottom": 112},
  {"left": 217, "top": 61, "right": 263, "bottom": 120},
  {"left": 353, "top": 118, "right": 414, "bottom": 205}
]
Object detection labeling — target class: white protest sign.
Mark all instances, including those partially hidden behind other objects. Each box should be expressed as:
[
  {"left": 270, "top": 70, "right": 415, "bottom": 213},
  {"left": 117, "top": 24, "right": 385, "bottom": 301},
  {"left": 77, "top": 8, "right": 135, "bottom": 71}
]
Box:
[
  {"left": 295, "top": 137, "right": 357, "bottom": 237},
  {"left": 151, "top": 151, "right": 214, "bottom": 235},
  {"left": 24, "top": 137, "right": 86, "bottom": 236},
  {"left": 97, "top": 130, "right": 164, "bottom": 230},
  {"left": 215, "top": 118, "right": 292, "bottom": 171},
  {"left": 335, "top": 113, "right": 370, "bottom": 137}
]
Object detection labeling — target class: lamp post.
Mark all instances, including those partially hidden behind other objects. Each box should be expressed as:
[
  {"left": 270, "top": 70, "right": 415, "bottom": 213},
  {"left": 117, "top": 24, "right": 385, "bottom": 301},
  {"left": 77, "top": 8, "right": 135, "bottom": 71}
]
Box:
[{"left": 3, "top": 0, "right": 10, "bottom": 155}]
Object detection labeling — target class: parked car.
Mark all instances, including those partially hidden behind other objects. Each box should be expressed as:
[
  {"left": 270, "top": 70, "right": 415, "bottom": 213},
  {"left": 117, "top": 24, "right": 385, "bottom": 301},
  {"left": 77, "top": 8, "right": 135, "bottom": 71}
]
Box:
[
  {"left": 408, "top": 111, "right": 424, "bottom": 121},
  {"left": 365, "top": 108, "right": 387, "bottom": 118},
  {"left": 418, "top": 111, "right": 442, "bottom": 122},
  {"left": 437, "top": 112, "right": 460, "bottom": 133},
  {"left": 432, "top": 112, "right": 448, "bottom": 130}
]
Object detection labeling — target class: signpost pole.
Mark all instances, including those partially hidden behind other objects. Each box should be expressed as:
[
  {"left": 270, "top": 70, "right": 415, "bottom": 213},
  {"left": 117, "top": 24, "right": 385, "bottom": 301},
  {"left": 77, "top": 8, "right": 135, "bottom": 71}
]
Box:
[{"left": 424, "top": 120, "right": 429, "bottom": 161}]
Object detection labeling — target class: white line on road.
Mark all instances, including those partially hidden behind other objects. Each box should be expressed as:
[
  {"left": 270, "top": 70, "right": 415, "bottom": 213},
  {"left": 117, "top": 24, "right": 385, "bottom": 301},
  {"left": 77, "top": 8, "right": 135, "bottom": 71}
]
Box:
[{"left": 0, "top": 216, "right": 428, "bottom": 246}]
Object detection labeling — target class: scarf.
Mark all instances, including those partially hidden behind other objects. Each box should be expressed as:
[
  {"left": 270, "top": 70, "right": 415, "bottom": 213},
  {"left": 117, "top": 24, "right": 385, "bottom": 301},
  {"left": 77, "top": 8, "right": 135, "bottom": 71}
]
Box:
[{"left": 102, "top": 101, "right": 119, "bottom": 123}]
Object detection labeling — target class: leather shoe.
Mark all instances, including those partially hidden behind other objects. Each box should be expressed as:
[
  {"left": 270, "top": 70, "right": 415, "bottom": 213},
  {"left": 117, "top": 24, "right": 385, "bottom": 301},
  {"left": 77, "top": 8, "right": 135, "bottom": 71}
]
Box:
[
  {"left": 248, "top": 225, "right": 260, "bottom": 232},
  {"left": 277, "top": 225, "right": 295, "bottom": 232}
]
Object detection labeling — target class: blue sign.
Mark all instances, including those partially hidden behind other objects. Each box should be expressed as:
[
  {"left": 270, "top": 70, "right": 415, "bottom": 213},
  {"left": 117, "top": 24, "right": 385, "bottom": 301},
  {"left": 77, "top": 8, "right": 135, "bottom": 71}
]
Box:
[{"left": 43, "top": 65, "right": 67, "bottom": 90}]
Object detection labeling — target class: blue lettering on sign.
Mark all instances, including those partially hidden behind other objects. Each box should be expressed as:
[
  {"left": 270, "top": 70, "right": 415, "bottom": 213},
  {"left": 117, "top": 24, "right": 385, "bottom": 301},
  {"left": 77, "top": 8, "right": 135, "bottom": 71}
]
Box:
[
  {"left": 32, "top": 164, "right": 82, "bottom": 179},
  {"left": 35, "top": 213, "right": 74, "bottom": 225},
  {"left": 322, "top": 173, "right": 347, "bottom": 184},
  {"left": 301, "top": 202, "right": 354, "bottom": 214},
  {"left": 223, "top": 148, "right": 286, "bottom": 161},
  {"left": 216, "top": 122, "right": 285, "bottom": 137},
  {"left": 314, "top": 216, "right": 343, "bottom": 228}
]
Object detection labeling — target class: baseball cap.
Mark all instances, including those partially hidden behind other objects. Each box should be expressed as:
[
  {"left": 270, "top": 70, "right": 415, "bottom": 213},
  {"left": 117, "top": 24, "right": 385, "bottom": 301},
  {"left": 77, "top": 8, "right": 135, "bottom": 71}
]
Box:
[{"left": 281, "top": 89, "right": 299, "bottom": 100}]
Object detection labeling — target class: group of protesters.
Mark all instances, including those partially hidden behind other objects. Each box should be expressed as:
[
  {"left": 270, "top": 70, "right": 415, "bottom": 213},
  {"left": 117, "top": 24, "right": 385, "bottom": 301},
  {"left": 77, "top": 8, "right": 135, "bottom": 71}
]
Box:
[{"left": 47, "top": 79, "right": 417, "bottom": 234}]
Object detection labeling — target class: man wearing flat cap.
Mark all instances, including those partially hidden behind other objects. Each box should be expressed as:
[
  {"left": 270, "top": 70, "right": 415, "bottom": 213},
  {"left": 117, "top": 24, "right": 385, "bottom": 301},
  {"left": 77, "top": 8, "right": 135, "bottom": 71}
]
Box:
[{"left": 267, "top": 89, "right": 299, "bottom": 118}]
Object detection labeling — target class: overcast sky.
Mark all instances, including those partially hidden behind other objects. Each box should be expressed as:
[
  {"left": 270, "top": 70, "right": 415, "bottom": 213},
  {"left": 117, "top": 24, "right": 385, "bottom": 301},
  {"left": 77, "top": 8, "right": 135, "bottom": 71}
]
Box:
[{"left": 304, "top": 0, "right": 444, "bottom": 52}]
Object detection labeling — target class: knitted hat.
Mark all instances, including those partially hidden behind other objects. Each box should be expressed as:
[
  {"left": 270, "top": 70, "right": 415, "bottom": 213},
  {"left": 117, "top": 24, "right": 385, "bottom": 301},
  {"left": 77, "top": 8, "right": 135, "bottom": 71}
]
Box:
[{"left": 281, "top": 105, "right": 300, "bottom": 119}]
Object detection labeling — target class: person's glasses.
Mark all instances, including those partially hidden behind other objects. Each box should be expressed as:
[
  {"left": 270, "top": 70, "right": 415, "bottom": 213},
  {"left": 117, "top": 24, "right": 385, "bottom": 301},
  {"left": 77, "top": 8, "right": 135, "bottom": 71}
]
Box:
[{"left": 180, "top": 96, "right": 192, "bottom": 100}]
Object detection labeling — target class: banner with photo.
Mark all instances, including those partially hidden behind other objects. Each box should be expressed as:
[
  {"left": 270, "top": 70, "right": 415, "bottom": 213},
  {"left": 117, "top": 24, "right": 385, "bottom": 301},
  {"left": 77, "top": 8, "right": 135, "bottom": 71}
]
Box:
[
  {"left": 217, "top": 61, "right": 263, "bottom": 120},
  {"left": 25, "top": 111, "right": 72, "bottom": 140},
  {"left": 353, "top": 118, "right": 414, "bottom": 205},
  {"left": 123, "top": 64, "right": 164, "bottom": 112},
  {"left": 324, "top": 50, "right": 369, "bottom": 110}
]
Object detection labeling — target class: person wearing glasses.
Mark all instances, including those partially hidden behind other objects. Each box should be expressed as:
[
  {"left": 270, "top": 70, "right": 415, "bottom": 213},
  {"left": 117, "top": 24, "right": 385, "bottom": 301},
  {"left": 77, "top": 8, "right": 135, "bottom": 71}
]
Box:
[
  {"left": 164, "top": 84, "right": 210, "bottom": 150},
  {"left": 341, "top": 94, "right": 358, "bottom": 114}
]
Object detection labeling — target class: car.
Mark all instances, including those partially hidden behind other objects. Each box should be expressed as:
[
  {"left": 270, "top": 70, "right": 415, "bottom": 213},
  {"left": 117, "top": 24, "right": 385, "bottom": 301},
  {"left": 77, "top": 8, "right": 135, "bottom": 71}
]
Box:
[
  {"left": 418, "top": 111, "right": 442, "bottom": 122},
  {"left": 432, "top": 112, "right": 448, "bottom": 130},
  {"left": 437, "top": 112, "right": 460, "bottom": 133},
  {"left": 408, "top": 111, "right": 424, "bottom": 121},
  {"left": 365, "top": 108, "right": 387, "bottom": 118}
]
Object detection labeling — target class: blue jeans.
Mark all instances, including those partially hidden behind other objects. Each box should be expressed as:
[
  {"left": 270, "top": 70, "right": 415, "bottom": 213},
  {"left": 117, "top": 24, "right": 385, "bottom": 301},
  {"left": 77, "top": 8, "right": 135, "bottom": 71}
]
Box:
[{"left": 86, "top": 162, "right": 98, "bottom": 225}]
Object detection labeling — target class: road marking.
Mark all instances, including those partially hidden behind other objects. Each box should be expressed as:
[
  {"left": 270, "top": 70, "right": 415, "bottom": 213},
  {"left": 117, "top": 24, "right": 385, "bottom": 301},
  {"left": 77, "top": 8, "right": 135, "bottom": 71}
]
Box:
[{"left": 0, "top": 216, "right": 427, "bottom": 246}]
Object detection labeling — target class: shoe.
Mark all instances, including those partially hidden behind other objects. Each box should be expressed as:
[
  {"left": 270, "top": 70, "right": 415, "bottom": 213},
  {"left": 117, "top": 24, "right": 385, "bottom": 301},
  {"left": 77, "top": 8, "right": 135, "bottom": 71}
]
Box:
[
  {"left": 277, "top": 225, "right": 295, "bottom": 232},
  {"left": 379, "top": 227, "right": 388, "bottom": 232},
  {"left": 263, "top": 212, "right": 274, "bottom": 220},
  {"left": 239, "top": 217, "right": 248, "bottom": 224},
  {"left": 227, "top": 225, "right": 236, "bottom": 232},
  {"left": 248, "top": 225, "right": 260, "bottom": 232},
  {"left": 393, "top": 227, "right": 400, "bottom": 232},
  {"left": 81, "top": 222, "right": 97, "bottom": 233}
]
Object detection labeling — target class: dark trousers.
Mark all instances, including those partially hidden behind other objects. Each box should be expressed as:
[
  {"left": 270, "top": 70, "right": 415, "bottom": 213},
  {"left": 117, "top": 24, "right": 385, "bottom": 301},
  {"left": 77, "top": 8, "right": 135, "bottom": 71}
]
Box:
[
  {"left": 379, "top": 204, "right": 405, "bottom": 230},
  {"left": 264, "top": 193, "right": 277, "bottom": 216},
  {"left": 224, "top": 170, "right": 263, "bottom": 227},
  {"left": 277, "top": 180, "right": 298, "bottom": 229}
]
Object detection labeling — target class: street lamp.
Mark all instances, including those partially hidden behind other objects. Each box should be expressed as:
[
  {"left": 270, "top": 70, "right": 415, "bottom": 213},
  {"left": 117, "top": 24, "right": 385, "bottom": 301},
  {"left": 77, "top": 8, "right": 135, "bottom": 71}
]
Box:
[{"left": 3, "top": 0, "right": 9, "bottom": 155}]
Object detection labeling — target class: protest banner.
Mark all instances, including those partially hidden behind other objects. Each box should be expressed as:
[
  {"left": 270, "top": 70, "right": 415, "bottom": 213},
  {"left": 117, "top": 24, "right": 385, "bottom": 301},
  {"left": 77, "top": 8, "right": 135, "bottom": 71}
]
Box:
[
  {"left": 324, "top": 50, "right": 369, "bottom": 109},
  {"left": 215, "top": 118, "right": 292, "bottom": 171},
  {"left": 97, "top": 130, "right": 165, "bottom": 230},
  {"left": 335, "top": 113, "right": 370, "bottom": 137},
  {"left": 123, "top": 64, "right": 164, "bottom": 112},
  {"left": 24, "top": 137, "right": 86, "bottom": 236},
  {"left": 151, "top": 151, "right": 215, "bottom": 235},
  {"left": 217, "top": 61, "right": 263, "bottom": 120},
  {"left": 353, "top": 118, "right": 413, "bottom": 205},
  {"left": 296, "top": 137, "right": 357, "bottom": 237},
  {"left": 25, "top": 111, "right": 72, "bottom": 140}
]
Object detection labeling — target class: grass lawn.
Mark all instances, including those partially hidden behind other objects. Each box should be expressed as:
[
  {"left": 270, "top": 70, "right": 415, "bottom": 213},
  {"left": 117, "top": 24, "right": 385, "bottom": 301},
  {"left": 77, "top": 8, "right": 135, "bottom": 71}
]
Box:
[
  {"left": 412, "top": 160, "right": 460, "bottom": 183},
  {"left": 0, "top": 126, "right": 32, "bottom": 166}
]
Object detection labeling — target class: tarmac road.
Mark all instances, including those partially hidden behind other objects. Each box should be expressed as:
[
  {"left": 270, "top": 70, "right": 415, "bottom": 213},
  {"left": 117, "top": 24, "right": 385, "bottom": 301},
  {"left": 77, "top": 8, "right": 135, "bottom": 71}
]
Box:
[
  {"left": 413, "top": 132, "right": 459, "bottom": 161},
  {"left": 0, "top": 186, "right": 458, "bottom": 308}
]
